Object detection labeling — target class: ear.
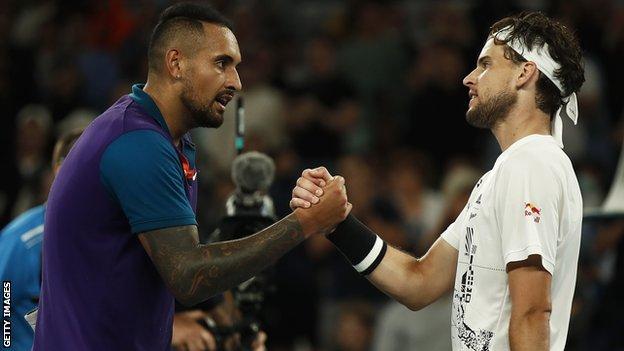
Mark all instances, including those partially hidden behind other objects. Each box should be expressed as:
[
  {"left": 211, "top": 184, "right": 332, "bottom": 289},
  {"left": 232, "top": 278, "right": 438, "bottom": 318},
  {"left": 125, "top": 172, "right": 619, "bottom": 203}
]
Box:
[
  {"left": 515, "top": 61, "right": 539, "bottom": 90},
  {"left": 165, "top": 49, "right": 183, "bottom": 80}
]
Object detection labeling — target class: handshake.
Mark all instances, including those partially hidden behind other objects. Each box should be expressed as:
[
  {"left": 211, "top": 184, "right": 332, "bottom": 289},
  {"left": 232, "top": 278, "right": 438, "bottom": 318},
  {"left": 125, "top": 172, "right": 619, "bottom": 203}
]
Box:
[{"left": 290, "top": 167, "right": 352, "bottom": 237}]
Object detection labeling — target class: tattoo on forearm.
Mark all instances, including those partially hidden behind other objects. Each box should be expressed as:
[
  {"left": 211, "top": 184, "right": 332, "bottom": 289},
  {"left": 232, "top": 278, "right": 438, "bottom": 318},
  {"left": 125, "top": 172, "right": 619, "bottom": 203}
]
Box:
[{"left": 140, "top": 213, "right": 304, "bottom": 305}]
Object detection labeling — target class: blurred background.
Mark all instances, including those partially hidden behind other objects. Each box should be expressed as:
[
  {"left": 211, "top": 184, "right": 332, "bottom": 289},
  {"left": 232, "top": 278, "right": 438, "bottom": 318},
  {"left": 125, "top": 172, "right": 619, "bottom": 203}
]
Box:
[{"left": 1, "top": 0, "right": 623, "bottom": 350}]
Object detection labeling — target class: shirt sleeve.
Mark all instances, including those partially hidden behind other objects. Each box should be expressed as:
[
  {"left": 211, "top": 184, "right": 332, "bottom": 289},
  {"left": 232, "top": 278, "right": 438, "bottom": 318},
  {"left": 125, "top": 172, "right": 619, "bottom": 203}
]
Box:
[
  {"left": 100, "top": 130, "right": 197, "bottom": 233},
  {"left": 495, "top": 156, "right": 560, "bottom": 275},
  {"left": 440, "top": 204, "right": 469, "bottom": 250},
  {"left": 0, "top": 233, "right": 28, "bottom": 293}
]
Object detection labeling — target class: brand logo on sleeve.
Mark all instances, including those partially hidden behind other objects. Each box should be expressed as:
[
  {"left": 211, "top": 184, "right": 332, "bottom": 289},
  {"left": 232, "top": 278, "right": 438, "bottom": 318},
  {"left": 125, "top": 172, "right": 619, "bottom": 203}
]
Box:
[{"left": 524, "top": 202, "right": 541, "bottom": 223}]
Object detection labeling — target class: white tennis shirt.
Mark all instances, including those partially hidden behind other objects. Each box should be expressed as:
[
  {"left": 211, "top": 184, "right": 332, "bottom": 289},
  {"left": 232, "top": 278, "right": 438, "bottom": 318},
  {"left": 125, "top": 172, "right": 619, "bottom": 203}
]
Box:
[{"left": 441, "top": 134, "right": 583, "bottom": 351}]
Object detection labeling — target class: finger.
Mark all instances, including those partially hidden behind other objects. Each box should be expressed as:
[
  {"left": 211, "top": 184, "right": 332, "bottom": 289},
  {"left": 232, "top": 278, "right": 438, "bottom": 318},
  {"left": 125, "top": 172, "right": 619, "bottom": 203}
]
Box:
[
  {"left": 311, "top": 166, "right": 333, "bottom": 182},
  {"left": 302, "top": 169, "right": 327, "bottom": 187},
  {"left": 345, "top": 202, "right": 353, "bottom": 216},
  {"left": 297, "top": 177, "right": 324, "bottom": 196},
  {"left": 185, "top": 340, "right": 200, "bottom": 351},
  {"left": 328, "top": 176, "right": 344, "bottom": 189},
  {"left": 193, "top": 339, "right": 205, "bottom": 351},
  {"left": 293, "top": 186, "right": 320, "bottom": 204},
  {"left": 200, "top": 330, "right": 217, "bottom": 351},
  {"left": 182, "top": 310, "right": 208, "bottom": 320},
  {"left": 290, "top": 198, "right": 311, "bottom": 210},
  {"left": 251, "top": 331, "right": 268, "bottom": 350}
]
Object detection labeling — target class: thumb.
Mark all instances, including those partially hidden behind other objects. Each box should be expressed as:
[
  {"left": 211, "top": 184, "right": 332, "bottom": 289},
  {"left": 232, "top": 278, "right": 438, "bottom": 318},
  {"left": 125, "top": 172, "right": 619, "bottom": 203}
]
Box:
[{"left": 311, "top": 167, "right": 334, "bottom": 182}]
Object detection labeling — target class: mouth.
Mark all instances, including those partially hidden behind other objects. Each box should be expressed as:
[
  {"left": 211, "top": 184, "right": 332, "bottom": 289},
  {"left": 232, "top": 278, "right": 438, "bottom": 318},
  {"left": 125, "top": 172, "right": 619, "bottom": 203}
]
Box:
[
  {"left": 468, "top": 91, "right": 478, "bottom": 106},
  {"left": 215, "top": 92, "right": 234, "bottom": 111}
]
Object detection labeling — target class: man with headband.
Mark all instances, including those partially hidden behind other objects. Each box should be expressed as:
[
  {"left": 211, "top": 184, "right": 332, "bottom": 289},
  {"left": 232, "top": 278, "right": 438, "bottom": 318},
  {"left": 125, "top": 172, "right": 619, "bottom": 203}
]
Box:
[{"left": 291, "top": 12, "right": 585, "bottom": 350}]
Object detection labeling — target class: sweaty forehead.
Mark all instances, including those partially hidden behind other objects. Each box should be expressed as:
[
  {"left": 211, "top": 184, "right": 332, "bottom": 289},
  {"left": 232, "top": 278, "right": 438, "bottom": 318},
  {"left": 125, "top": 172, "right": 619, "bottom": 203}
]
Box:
[
  {"left": 199, "top": 23, "right": 242, "bottom": 62},
  {"left": 478, "top": 37, "right": 506, "bottom": 61}
]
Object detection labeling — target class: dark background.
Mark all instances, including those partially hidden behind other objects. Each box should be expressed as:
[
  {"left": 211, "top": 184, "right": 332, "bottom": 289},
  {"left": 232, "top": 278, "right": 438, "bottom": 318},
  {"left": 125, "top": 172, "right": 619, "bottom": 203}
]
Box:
[{"left": 1, "top": 0, "right": 623, "bottom": 350}]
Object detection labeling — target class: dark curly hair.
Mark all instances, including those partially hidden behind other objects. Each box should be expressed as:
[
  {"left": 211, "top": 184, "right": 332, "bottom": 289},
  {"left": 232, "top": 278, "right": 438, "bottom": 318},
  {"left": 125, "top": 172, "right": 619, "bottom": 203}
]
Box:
[{"left": 489, "top": 12, "right": 585, "bottom": 117}]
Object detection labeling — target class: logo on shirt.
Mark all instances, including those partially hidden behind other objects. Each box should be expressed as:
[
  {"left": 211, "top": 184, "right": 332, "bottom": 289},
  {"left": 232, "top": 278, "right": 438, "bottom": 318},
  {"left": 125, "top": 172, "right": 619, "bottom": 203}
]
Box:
[
  {"left": 524, "top": 202, "right": 541, "bottom": 223},
  {"left": 453, "top": 227, "right": 494, "bottom": 350}
]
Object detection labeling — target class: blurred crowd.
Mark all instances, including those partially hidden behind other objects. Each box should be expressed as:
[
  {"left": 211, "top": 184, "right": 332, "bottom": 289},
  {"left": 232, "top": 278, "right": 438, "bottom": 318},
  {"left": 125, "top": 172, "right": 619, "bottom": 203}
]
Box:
[{"left": 1, "top": 0, "right": 623, "bottom": 350}]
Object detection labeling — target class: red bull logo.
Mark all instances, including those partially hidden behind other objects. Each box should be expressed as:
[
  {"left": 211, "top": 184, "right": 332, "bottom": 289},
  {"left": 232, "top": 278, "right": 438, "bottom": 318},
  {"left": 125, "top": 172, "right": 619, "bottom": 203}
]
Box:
[{"left": 525, "top": 202, "right": 541, "bottom": 223}]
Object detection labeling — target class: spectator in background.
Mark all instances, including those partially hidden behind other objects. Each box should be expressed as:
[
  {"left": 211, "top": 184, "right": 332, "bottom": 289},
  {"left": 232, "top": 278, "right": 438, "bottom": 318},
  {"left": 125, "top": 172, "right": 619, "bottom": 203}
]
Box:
[
  {"left": 12, "top": 105, "right": 52, "bottom": 218},
  {"left": 371, "top": 163, "right": 478, "bottom": 351},
  {"left": 287, "top": 35, "right": 360, "bottom": 161},
  {"left": 336, "top": 0, "right": 410, "bottom": 151},
  {"left": 384, "top": 150, "right": 444, "bottom": 251},
  {"left": 587, "top": 220, "right": 624, "bottom": 350},
  {"left": 332, "top": 301, "right": 376, "bottom": 351},
  {"left": 0, "top": 128, "right": 82, "bottom": 351},
  {"left": 402, "top": 43, "right": 486, "bottom": 174}
]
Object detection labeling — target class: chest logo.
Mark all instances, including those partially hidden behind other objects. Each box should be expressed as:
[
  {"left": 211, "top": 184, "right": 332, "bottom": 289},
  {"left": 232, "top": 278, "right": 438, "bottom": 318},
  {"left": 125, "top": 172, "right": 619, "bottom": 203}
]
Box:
[{"left": 524, "top": 202, "right": 541, "bottom": 223}]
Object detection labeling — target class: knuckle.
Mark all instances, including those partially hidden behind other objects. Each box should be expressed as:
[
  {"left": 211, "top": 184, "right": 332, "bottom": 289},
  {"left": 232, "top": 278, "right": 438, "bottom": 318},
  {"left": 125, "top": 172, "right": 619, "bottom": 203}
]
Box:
[{"left": 297, "top": 178, "right": 306, "bottom": 187}]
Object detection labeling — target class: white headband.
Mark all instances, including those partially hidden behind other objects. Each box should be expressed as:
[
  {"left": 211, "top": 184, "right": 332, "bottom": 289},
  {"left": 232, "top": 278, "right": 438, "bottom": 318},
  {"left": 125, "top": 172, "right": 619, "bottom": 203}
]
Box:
[{"left": 492, "top": 26, "right": 578, "bottom": 148}]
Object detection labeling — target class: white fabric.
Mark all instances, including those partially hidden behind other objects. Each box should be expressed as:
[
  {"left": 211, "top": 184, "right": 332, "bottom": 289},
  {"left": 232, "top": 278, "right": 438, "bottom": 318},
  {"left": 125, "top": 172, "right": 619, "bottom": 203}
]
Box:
[
  {"left": 440, "top": 134, "right": 583, "bottom": 351},
  {"left": 353, "top": 235, "right": 383, "bottom": 273},
  {"left": 491, "top": 27, "right": 578, "bottom": 148}
]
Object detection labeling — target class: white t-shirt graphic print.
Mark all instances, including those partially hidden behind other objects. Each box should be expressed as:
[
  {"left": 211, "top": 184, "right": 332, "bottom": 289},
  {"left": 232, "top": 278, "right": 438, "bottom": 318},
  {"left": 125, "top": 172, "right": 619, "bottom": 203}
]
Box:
[{"left": 441, "top": 134, "right": 583, "bottom": 351}]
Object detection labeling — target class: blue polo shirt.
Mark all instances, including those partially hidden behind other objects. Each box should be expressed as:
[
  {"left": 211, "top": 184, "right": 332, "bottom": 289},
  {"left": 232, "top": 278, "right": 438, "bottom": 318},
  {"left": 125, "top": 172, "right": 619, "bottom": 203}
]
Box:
[
  {"left": 33, "top": 84, "right": 199, "bottom": 351},
  {"left": 0, "top": 205, "right": 45, "bottom": 351}
]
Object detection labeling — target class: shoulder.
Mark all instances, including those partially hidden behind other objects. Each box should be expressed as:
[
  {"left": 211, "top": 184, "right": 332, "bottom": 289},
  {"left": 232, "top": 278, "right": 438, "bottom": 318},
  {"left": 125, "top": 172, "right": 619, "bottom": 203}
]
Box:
[
  {"left": 81, "top": 96, "right": 161, "bottom": 147},
  {"left": 101, "top": 129, "right": 177, "bottom": 170},
  {"left": 0, "top": 205, "right": 45, "bottom": 251},
  {"left": 498, "top": 136, "right": 569, "bottom": 181}
]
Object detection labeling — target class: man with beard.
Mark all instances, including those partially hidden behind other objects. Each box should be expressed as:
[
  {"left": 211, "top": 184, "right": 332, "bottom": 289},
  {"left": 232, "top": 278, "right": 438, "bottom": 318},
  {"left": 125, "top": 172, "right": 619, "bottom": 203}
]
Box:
[
  {"left": 33, "top": 3, "right": 350, "bottom": 350},
  {"left": 291, "top": 12, "right": 585, "bottom": 351}
]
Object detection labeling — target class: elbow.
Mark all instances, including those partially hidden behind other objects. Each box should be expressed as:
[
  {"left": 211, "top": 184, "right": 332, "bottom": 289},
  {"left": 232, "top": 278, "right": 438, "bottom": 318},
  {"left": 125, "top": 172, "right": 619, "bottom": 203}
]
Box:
[
  {"left": 174, "top": 295, "right": 196, "bottom": 307},
  {"left": 401, "top": 297, "right": 427, "bottom": 311},
  {"left": 168, "top": 284, "right": 199, "bottom": 307},
  {"left": 172, "top": 288, "right": 217, "bottom": 307},
  {"left": 524, "top": 305, "right": 552, "bottom": 318},
  {"left": 405, "top": 303, "right": 424, "bottom": 312},
  {"left": 166, "top": 276, "right": 205, "bottom": 307},
  {"left": 512, "top": 305, "right": 552, "bottom": 324}
]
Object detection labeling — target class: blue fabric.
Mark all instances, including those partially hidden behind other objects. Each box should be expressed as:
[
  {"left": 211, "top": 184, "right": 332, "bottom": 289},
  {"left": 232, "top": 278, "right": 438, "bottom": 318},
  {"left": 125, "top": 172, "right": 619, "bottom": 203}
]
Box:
[
  {"left": 129, "top": 84, "right": 170, "bottom": 134},
  {"left": 129, "top": 83, "right": 197, "bottom": 170},
  {"left": 0, "top": 205, "right": 45, "bottom": 351},
  {"left": 100, "top": 130, "right": 197, "bottom": 233}
]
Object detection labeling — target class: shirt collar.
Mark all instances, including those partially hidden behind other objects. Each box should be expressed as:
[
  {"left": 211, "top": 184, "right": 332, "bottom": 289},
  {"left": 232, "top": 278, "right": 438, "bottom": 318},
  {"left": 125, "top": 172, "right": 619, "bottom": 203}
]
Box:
[{"left": 129, "top": 83, "right": 171, "bottom": 136}]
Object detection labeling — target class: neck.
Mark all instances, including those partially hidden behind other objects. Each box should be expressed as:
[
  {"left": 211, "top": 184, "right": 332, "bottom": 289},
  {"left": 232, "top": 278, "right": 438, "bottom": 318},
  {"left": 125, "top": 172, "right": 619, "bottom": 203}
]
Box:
[
  {"left": 491, "top": 99, "right": 551, "bottom": 151},
  {"left": 143, "top": 77, "right": 188, "bottom": 145}
]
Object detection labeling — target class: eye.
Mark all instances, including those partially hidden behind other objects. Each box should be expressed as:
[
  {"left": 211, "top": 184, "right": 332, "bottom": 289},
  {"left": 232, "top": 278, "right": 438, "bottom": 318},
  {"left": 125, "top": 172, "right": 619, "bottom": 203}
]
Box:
[{"left": 215, "top": 60, "right": 225, "bottom": 70}]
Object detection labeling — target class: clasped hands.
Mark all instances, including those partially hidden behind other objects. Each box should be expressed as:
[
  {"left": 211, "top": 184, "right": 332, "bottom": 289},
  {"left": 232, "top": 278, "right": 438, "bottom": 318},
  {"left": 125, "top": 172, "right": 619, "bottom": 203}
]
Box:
[{"left": 290, "top": 167, "right": 351, "bottom": 236}]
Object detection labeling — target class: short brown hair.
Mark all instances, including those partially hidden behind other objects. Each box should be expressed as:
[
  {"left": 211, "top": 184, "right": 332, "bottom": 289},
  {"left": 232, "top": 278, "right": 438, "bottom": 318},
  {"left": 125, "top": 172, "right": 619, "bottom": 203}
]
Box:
[
  {"left": 490, "top": 12, "right": 585, "bottom": 117},
  {"left": 52, "top": 128, "right": 83, "bottom": 167}
]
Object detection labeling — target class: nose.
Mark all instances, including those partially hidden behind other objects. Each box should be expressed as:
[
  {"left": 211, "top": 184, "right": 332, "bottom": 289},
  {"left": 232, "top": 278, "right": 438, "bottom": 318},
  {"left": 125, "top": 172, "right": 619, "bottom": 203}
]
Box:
[
  {"left": 463, "top": 68, "right": 477, "bottom": 88},
  {"left": 226, "top": 68, "right": 243, "bottom": 92}
]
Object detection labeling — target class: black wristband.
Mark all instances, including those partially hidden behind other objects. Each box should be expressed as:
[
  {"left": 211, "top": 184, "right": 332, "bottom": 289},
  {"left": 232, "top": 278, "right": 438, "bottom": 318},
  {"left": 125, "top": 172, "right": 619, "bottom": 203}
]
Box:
[{"left": 327, "top": 214, "right": 387, "bottom": 275}]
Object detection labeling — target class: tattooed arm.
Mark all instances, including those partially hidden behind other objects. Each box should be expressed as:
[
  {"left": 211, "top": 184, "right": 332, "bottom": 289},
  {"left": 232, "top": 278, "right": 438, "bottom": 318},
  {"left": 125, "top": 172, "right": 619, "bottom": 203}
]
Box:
[{"left": 139, "top": 176, "right": 351, "bottom": 306}]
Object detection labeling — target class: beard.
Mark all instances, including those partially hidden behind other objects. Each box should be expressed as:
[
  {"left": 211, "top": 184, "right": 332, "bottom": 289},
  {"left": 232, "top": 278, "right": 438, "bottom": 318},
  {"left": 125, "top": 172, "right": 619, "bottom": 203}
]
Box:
[
  {"left": 180, "top": 80, "right": 224, "bottom": 129},
  {"left": 465, "top": 89, "right": 517, "bottom": 129}
]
